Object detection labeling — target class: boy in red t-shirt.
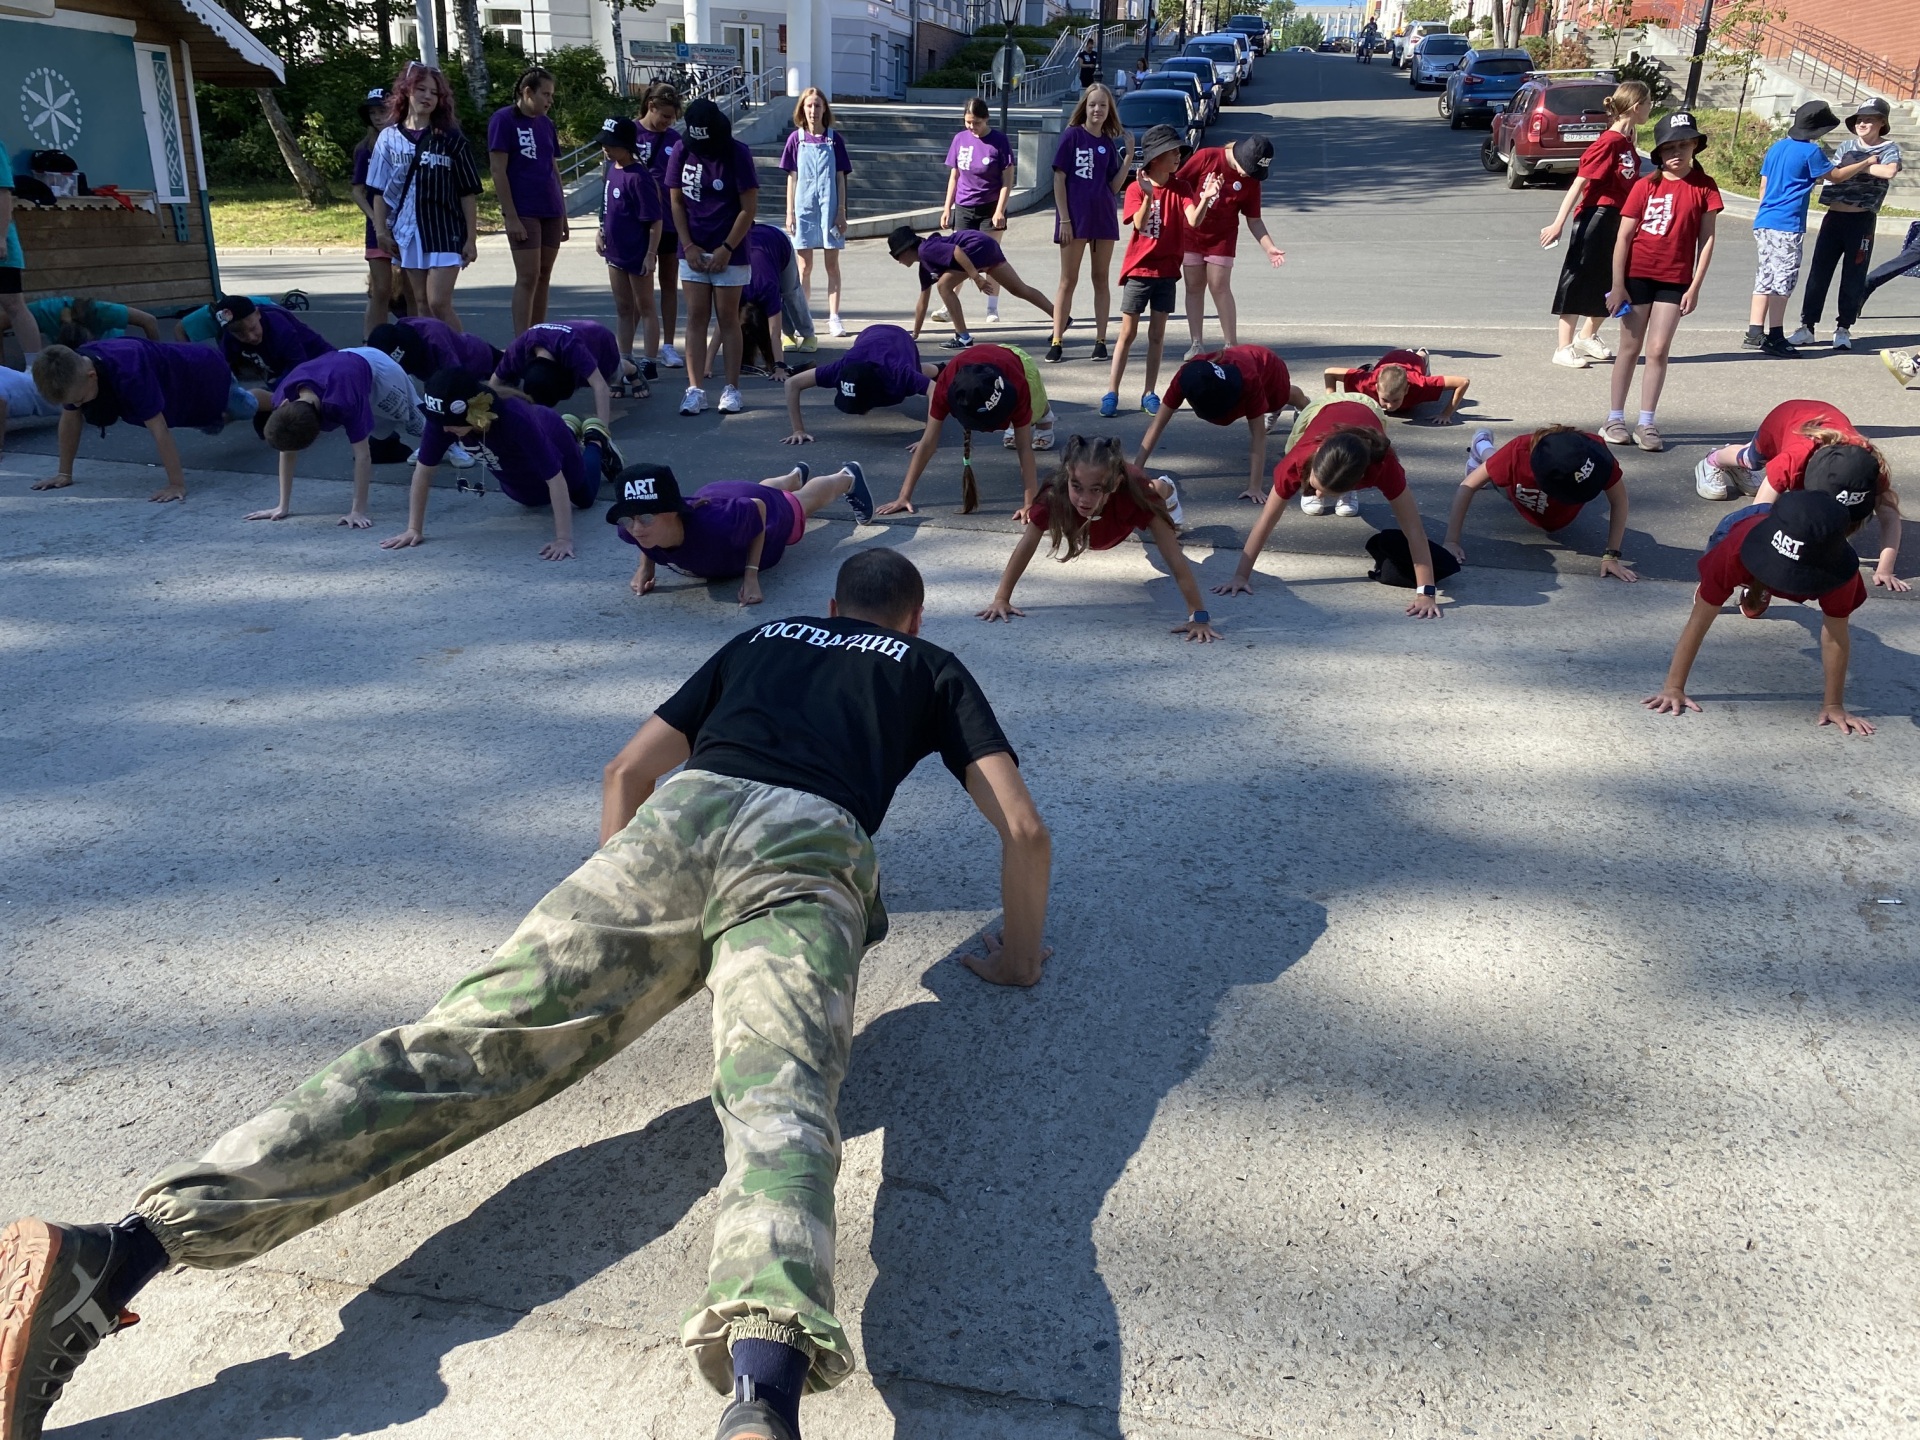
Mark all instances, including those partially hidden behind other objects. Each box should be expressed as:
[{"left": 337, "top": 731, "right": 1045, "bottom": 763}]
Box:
[
  {"left": 1103, "top": 125, "right": 1200, "bottom": 418},
  {"left": 1132, "top": 345, "right": 1309, "bottom": 503},
  {"left": 1645, "top": 490, "right": 1874, "bottom": 734},
  {"left": 1323, "top": 347, "right": 1471, "bottom": 425},
  {"left": 876, "top": 343, "right": 1052, "bottom": 517},
  {"left": 1174, "top": 136, "right": 1284, "bottom": 358},
  {"left": 1443, "top": 426, "right": 1635, "bottom": 580}
]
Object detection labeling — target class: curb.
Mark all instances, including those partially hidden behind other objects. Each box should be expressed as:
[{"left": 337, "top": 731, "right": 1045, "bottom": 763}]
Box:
[{"left": 218, "top": 235, "right": 516, "bottom": 258}]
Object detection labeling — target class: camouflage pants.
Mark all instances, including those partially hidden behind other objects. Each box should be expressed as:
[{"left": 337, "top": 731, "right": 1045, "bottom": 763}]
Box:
[{"left": 131, "top": 769, "right": 884, "bottom": 1395}]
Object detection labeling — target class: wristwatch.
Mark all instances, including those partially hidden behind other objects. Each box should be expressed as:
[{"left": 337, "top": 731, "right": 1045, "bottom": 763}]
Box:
[{"left": 1414, "top": 585, "right": 1437, "bottom": 598}]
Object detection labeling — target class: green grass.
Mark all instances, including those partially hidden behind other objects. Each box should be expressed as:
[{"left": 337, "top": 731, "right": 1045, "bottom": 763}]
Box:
[
  {"left": 210, "top": 181, "right": 507, "bottom": 249},
  {"left": 1635, "top": 107, "right": 1780, "bottom": 196}
]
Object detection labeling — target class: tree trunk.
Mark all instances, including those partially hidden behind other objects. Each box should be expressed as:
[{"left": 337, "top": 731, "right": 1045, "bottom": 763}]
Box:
[
  {"left": 375, "top": 0, "right": 393, "bottom": 65},
  {"left": 611, "top": 2, "right": 627, "bottom": 97},
  {"left": 1490, "top": 0, "right": 1508, "bottom": 46},
  {"left": 256, "top": 88, "right": 332, "bottom": 204},
  {"left": 456, "top": 0, "right": 490, "bottom": 116}
]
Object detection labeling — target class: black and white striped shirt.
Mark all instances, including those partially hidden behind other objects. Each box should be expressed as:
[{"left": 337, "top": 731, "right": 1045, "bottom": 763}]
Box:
[{"left": 368, "top": 124, "right": 484, "bottom": 253}]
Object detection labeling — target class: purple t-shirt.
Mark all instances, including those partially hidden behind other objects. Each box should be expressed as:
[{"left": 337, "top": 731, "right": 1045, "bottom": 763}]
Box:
[
  {"left": 620, "top": 480, "right": 797, "bottom": 576},
  {"left": 744, "top": 223, "right": 792, "bottom": 313},
  {"left": 1052, "top": 125, "right": 1122, "bottom": 243},
  {"left": 486, "top": 105, "right": 565, "bottom": 219},
  {"left": 223, "top": 306, "right": 334, "bottom": 381},
  {"left": 946, "top": 128, "right": 1013, "bottom": 208},
  {"left": 417, "top": 395, "right": 589, "bottom": 507},
  {"left": 352, "top": 139, "right": 378, "bottom": 250},
  {"left": 635, "top": 124, "right": 681, "bottom": 233},
  {"left": 399, "top": 316, "right": 497, "bottom": 379},
  {"left": 603, "top": 159, "right": 663, "bottom": 269},
  {"left": 778, "top": 129, "right": 852, "bottom": 175},
  {"left": 273, "top": 351, "right": 376, "bottom": 443},
  {"left": 667, "top": 139, "right": 761, "bottom": 251},
  {"left": 496, "top": 319, "right": 622, "bottom": 391},
  {"left": 811, "top": 324, "right": 928, "bottom": 405},
  {"left": 79, "top": 339, "right": 232, "bottom": 428},
  {"left": 916, "top": 230, "right": 1005, "bottom": 291}
]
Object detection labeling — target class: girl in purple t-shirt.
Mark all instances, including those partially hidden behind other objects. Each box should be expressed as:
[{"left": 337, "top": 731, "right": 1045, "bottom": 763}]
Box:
[
  {"left": 635, "top": 83, "right": 685, "bottom": 371},
  {"left": 667, "top": 98, "right": 762, "bottom": 418},
  {"left": 1047, "top": 86, "right": 1133, "bottom": 366},
  {"left": 597, "top": 117, "right": 664, "bottom": 392},
  {"left": 487, "top": 66, "right": 570, "bottom": 337},
  {"left": 942, "top": 99, "right": 1015, "bottom": 322}
]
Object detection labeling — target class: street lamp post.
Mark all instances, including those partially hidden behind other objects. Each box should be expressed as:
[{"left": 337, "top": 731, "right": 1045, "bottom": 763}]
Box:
[{"left": 1682, "top": 0, "right": 1715, "bottom": 109}]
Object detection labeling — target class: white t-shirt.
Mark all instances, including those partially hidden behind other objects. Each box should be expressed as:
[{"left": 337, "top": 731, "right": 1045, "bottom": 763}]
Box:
[{"left": 0, "top": 364, "right": 60, "bottom": 425}]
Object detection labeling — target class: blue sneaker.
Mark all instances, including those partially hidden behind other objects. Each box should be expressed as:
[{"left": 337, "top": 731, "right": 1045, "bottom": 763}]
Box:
[
  {"left": 1099, "top": 391, "right": 1119, "bottom": 417},
  {"left": 843, "top": 461, "right": 873, "bottom": 524},
  {"left": 1142, "top": 392, "right": 1161, "bottom": 416}
]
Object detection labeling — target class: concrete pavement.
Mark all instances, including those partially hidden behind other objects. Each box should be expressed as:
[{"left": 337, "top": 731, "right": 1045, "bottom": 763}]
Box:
[{"left": 5, "top": 49, "right": 1920, "bottom": 1439}]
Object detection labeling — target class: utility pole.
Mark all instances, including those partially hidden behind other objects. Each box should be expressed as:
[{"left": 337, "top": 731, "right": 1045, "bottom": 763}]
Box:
[
  {"left": 413, "top": 0, "right": 439, "bottom": 64},
  {"left": 1682, "top": 0, "right": 1714, "bottom": 108}
]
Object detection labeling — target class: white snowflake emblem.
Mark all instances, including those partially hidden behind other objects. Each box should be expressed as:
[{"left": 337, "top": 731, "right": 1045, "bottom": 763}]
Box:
[{"left": 21, "top": 67, "right": 82, "bottom": 149}]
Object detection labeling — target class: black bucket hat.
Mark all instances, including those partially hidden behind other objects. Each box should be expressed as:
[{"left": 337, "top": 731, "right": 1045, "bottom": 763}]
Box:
[
  {"left": 605, "top": 464, "right": 688, "bottom": 522},
  {"left": 1531, "top": 430, "right": 1615, "bottom": 505},
  {"left": 1176, "top": 356, "right": 1244, "bottom": 424},
  {"left": 1139, "top": 123, "right": 1185, "bottom": 167},
  {"left": 886, "top": 224, "right": 922, "bottom": 259},
  {"left": 1651, "top": 110, "right": 1708, "bottom": 156},
  {"left": 683, "top": 98, "right": 732, "bottom": 157},
  {"left": 945, "top": 361, "right": 1016, "bottom": 431},
  {"left": 832, "top": 360, "right": 889, "bottom": 414},
  {"left": 599, "top": 115, "right": 639, "bottom": 151},
  {"left": 1788, "top": 100, "right": 1840, "bottom": 142},
  {"left": 366, "top": 321, "right": 429, "bottom": 378},
  {"left": 1739, "top": 490, "right": 1859, "bottom": 597},
  {"left": 519, "top": 355, "right": 576, "bottom": 408},
  {"left": 1366, "top": 529, "right": 1462, "bottom": 588},
  {"left": 1802, "top": 442, "right": 1879, "bottom": 524}
]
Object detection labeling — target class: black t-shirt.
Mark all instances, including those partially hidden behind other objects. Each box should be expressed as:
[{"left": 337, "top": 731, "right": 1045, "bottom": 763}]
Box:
[{"left": 655, "top": 616, "right": 1015, "bottom": 836}]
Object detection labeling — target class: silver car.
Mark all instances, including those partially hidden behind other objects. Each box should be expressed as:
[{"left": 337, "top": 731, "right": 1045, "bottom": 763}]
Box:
[
  {"left": 1182, "top": 38, "right": 1243, "bottom": 101},
  {"left": 1407, "top": 32, "right": 1470, "bottom": 89}
]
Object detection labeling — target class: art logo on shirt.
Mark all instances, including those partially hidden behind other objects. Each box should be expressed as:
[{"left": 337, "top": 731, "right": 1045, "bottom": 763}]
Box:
[
  {"left": 1640, "top": 192, "right": 1676, "bottom": 237},
  {"left": 1615, "top": 149, "right": 1637, "bottom": 180},
  {"left": 467, "top": 439, "right": 504, "bottom": 472},
  {"left": 1142, "top": 194, "right": 1163, "bottom": 237},
  {"left": 1074, "top": 147, "right": 1095, "bottom": 182},
  {"left": 957, "top": 143, "right": 977, "bottom": 172},
  {"left": 638, "top": 139, "right": 654, "bottom": 164},
  {"left": 748, "top": 621, "right": 910, "bottom": 661},
  {"left": 516, "top": 125, "right": 539, "bottom": 161},
  {"left": 680, "top": 161, "right": 706, "bottom": 201},
  {"left": 1771, "top": 531, "right": 1805, "bottom": 560},
  {"left": 1511, "top": 483, "right": 1549, "bottom": 514}
]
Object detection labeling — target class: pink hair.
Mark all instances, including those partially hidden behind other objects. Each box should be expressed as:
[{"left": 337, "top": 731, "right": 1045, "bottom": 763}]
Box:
[{"left": 390, "top": 62, "right": 457, "bottom": 130}]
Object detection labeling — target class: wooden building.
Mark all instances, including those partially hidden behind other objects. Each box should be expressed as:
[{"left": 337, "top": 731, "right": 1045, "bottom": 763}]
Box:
[{"left": 1, "top": 0, "right": 282, "bottom": 312}]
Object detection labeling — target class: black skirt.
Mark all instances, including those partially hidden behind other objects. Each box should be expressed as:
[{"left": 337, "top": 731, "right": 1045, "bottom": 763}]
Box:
[{"left": 1551, "top": 205, "right": 1620, "bottom": 318}]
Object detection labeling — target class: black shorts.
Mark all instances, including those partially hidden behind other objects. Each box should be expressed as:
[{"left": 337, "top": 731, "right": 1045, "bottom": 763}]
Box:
[
  {"left": 0, "top": 267, "right": 22, "bottom": 296},
  {"left": 657, "top": 229, "right": 679, "bottom": 259},
  {"left": 1625, "top": 275, "right": 1689, "bottom": 307},
  {"left": 953, "top": 203, "right": 995, "bottom": 232},
  {"left": 1121, "top": 275, "right": 1177, "bottom": 314}
]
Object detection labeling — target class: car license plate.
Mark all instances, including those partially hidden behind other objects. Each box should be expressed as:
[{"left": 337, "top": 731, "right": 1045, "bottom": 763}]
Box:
[{"left": 1562, "top": 126, "right": 1602, "bottom": 140}]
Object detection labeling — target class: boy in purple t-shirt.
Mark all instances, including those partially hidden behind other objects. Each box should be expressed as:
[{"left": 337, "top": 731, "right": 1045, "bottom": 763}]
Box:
[
  {"left": 666, "top": 98, "right": 761, "bottom": 417},
  {"left": 214, "top": 293, "right": 334, "bottom": 384},
  {"left": 888, "top": 225, "right": 1054, "bottom": 348},
  {"left": 487, "top": 68, "right": 570, "bottom": 335},
  {"left": 366, "top": 315, "right": 500, "bottom": 384},
  {"left": 780, "top": 322, "right": 940, "bottom": 443},
  {"left": 255, "top": 347, "right": 427, "bottom": 527},
  {"left": 596, "top": 116, "right": 664, "bottom": 390},
  {"left": 29, "top": 340, "right": 257, "bottom": 503},
  {"left": 492, "top": 318, "right": 625, "bottom": 426},
  {"left": 605, "top": 459, "right": 874, "bottom": 605}
]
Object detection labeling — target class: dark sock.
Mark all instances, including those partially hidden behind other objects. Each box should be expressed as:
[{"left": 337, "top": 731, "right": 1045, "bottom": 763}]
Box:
[
  {"left": 731, "top": 1337, "right": 808, "bottom": 1437},
  {"left": 102, "top": 1215, "right": 169, "bottom": 1312},
  {"left": 1767, "top": 326, "right": 1786, "bottom": 342}
]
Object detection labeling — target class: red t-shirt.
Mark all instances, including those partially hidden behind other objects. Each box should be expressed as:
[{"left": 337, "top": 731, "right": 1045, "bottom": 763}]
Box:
[
  {"left": 1161, "top": 345, "right": 1292, "bottom": 423},
  {"left": 1273, "top": 401, "right": 1407, "bottom": 502},
  {"left": 1620, "top": 168, "right": 1724, "bottom": 285},
  {"left": 1347, "top": 348, "right": 1447, "bottom": 414},
  {"left": 1752, "top": 398, "right": 1869, "bottom": 492},
  {"left": 1576, "top": 131, "right": 1639, "bottom": 210},
  {"left": 1697, "top": 513, "right": 1867, "bottom": 617},
  {"left": 928, "top": 344, "right": 1032, "bottom": 429},
  {"left": 1176, "top": 148, "right": 1261, "bottom": 256},
  {"left": 1120, "top": 177, "right": 1191, "bottom": 280},
  {"left": 1484, "top": 433, "right": 1618, "bottom": 532},
  {"left": 1025, "top": 478, "right": 1159, "bottom": 551}
]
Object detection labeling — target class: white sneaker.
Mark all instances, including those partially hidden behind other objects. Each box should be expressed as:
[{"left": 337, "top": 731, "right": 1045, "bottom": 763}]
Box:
[
  {"left": 1551, "top": 345, "right": 1589, "bottom": 369},
  {"left": 679, "top": 385, "right": 706, "bottom": 415},
  {"left": 1158, "top": 474, "right": 1185, "bottom": 527},
  {"left": 1465, "top": 427, "right": 1496, "bottom": 476},
  {"left": 1882, "top": 348, "right": 1920, "bottom": 388},
  {"left": 1575, "top": 334, "right": 1613, "bottom": 361},
  {"left": 829, "top": 315, "right": 847, "bottom": 337},
  {"left": 1184, "top": 343, "right": 1205, "bottom": 362},
  {"left": 1694, "top": 453, "right": 1738, "bottom": 500},
  {"left": 717, "top": 385, "right": 744, "bottom": 414},
  {"left": 1787, "top": 326, "right": 1816, "bottom": 346},
  {"left": 1334, "top": 491, "right": 1361, "bottom": 517},
  {"left": 658, "top": 343, "right": 684, "bottom": 368},
  {"left": 1833, "top": 326, "right": 1853, "bottom": 350},
  {"left": 983, "top": 305, "right": 1001, "bottom": 325},
  {"left": 443, "top": 441, "right": 478, "bottom": 469},
  {"left": 1300, "top": 491, "right": 1330, "bottom": 516}
]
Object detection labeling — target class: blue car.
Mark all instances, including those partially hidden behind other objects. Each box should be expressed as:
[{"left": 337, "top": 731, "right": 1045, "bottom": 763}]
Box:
[{"left": 1440, "top": 48, "right": 1534, "bottom": 129}]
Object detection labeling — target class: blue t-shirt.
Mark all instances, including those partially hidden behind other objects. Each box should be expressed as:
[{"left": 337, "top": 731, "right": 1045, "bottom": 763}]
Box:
[
  {"left": 1752, "top": 137, "right": 1834, "bottom": 234},
  {"left": 0, "top": 149, "right": 23, "bottom": 270}
]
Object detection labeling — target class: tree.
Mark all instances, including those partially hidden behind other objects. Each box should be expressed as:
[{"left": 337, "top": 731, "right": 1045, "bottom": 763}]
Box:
[
  {"left": 1587, "top": 0, "right": 1639, "bottom": 64},
  {"left": 1277, "top": 13, "right": 1320, "bottom": 46},
  {"left": 1709, "top": 0, "right": 1785, "bottom": 142},
  {"left": 1403, "top": 0, "right": 1453, "bottom": 21},
  {"left": 454, "top": 0, "right": 488, "bottom": 119},
  {"left": 254, "top": 88, "right": 333, "bottom": 203},
  {"left": 606, "top": 0, "right": 658, "bottom": 97}
]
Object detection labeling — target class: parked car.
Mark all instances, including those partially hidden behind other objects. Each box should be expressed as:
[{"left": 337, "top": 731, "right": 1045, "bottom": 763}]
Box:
[
  {"left": 1135, "top": 69, "right": 1216, "bottom": 127},
  {"left": 1183, "top": 38, "right": 1244, "bottom": 100},
  {"left": 1207, "top": 30, "right": 1254, "bottom": 80},
  {"left": 1118, "top": 88, "right": 1203, "bottom": 157},
  {"left": 1159, "top": 56, "right": 1229, "bottom": 114},
  {"left": 1290, "top": 44, "right": 1316, "bottom": 54},
  {"left": 1439, "top": 48, "right": 1534, "bottom": 128},
  {"left": 1482, "top": 74, "right": 1623, "bottom": 187},
  {"left": 1393, "top": 21, "right": 1448, "bottom": 68},
  {"left": 1407, "top": 32, "right": 1470, "bottom": 88},
  {"left": 1225, "top": 13, "right": 1270, "bottom": 55}
]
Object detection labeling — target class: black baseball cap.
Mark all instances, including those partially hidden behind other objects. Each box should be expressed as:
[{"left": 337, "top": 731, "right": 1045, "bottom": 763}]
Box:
[
  {"left": 420, "top": 366, "right": 486, "bottom": 422},
  {"left": 832, "top": 360, "right": 890, "bottom": 414},
  {"left": 683, "top": 98, "right": 732, "bottom": 157},
  {"left": 366, "top": 321, "right": 429, "bottom": 378},
  {"left": 359, "top": 87, "right": 388, "bottom": 123},
  {"left": 1231, "top": 136, "right": 1273, "bottom": 181},
  {"left": 1652, "top": 110, "right": 1708, "bottom": 156},
  {"left": 886, "top": 224, "right": 922, "bottom": 259},
  {"left": 945, "top": 361, "right": 1015, "bottom": 432},
  {"left": 519, "top": 355, "right": 576, "bottom": 407},
  {"left": 1176, "top": 356, "right": 1244, "bottom": 423},
  {"left": 599, "top": 115, "right": 639, "bottom": 150},
  {"left": 1739, "top": 490, "right": 1859, "bottom": 597},
  {"left": 1802, "top": 442, "right": 1879, "bottom": 523},
  {"left": 605, "top": 464, "right": 688, "bottom": 522},
  {"left": 1849, "top": 97, "right": 1893, "bottom": 129},
  {"left": 1531, "top": 430, "right": 1614, "bottom": 505},
  {"left": 213, "top": 294, "right": 257, "bottom": 327}
]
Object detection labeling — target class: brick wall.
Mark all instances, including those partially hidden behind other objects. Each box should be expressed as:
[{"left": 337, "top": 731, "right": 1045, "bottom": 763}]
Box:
[{"left": 1769, "top": 0, "right": 1919, "bottom": 83}]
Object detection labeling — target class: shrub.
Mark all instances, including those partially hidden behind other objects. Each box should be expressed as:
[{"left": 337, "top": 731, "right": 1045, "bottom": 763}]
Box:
[
  {"left": 1611, "top": 51, "right": 1673, "bottom": 104},
  {"left": 1638, "top": 105, "right": 1784, "bottom": 193}
]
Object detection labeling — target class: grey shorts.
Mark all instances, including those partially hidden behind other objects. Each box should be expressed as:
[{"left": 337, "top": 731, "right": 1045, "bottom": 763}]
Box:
[
  {"left": 1753, "top": 228, "right": 1805, "bottom": 296},
  {"left": 1121, "top": 276, "right": 1178, "bottom": 315}
]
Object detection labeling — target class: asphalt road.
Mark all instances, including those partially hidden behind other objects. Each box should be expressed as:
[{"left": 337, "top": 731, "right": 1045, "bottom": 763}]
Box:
[{"left": 5, "top": 47, "right": 1920, "bottom": 1440}]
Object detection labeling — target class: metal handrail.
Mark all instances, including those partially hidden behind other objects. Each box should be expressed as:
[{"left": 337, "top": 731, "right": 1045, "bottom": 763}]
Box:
[
  {"left": 559, "top": 139, "right": 603, "bottom": 188},
  {"left": 1638, "top": 4, "right": 1917, "bottom": 102}
]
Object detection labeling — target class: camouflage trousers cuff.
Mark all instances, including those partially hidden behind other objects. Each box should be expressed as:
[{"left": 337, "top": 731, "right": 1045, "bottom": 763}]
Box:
[
  {"left": 129, "top": 1203, "right": 194, "bottom": 1266},
  {"left": 685, "top": 1301, "right": 851, "bottom": 1396},
  {"left": 727, "top": 1314, "right": 815, "bottom": 1355}
]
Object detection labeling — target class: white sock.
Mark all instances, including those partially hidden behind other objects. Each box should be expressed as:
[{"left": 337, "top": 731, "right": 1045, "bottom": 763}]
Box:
[
  {"left": 1638, "top": 409, "right": 1656, "bottom": 428},
  {"left": 985, "top": 297, "right": 999, "bottom": 315},
  {"left": 1608, "top": 409, "right": 1625, "bottom": 423}
]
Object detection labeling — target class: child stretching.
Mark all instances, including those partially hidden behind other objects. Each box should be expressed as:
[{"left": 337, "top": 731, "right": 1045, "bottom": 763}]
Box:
[
  {"left": 1212, "top": 393, "right": 1444, "bottom": 619},
  {"left": 1175, "top": 136, "right": 1283, "bottom": 358},
  {"left": 1604, "top": 111, "right": 1722, "bottom": 454},
  {"left": 608, "top": 460, "right": 874, "bottom": 606},
  {"left": 1645, "top": 490, "right": 1875, "bottom": 734},
  {"left": 1132, "top": 347, "right": 1308, "bottom": 504},
  {"left": 492, "top": 319, "right": 626, "bottom": 426},
  {"left": 29, "top": 340, "right": 258, "bottom": 502},
  {"left": 1444, "top": 425, "right": 1636, "bottom": 580},
  {"left": 781, "top": 322, "right": 941, "bottom": 444},
  {"left": 978, "top": 435, "right": 1216, "bottom": 641},
  {"left": 1693, "top": 397, "right": 1905, "bottom": 590},
  {"left": 889, "top": 225, "right": 1054, "bottom": 348},
  {"left": 253, "top": 347, "right": 428, "bottom": 527},
  {"left": 1103, "top": 124, "right": 1195, "bottom": 418},
  {"left": 214, "top": 293, "right": 333, "bottom": 386},
  {"left": 875, "top": 343, "right": 1055, "bottom": 517},
  {"left": 596, "top": 116, "right": 664, "bottom": 387},
  {"left": 1323, "top": 347, "right": 1470, "bottom": 425}
]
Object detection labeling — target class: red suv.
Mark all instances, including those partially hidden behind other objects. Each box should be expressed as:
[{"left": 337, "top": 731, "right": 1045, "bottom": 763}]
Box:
[{"left": 1482, "top": 75, "right": 1621, "bottom": 187}]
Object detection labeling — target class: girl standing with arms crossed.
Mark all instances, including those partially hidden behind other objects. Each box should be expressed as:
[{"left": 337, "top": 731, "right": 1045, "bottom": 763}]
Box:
[
  {"left": 781, "top": 88, "right": 853, "bottom": 339},
  {"left": 942, "top": 100, "right": 1015, "bottom": 324},
  {"left": 369, "top": 64, "right": 483, "bottom": 331},
  {"left": 635, "top": 84, "right": 685, "bottom": 370},
  {"left": 1046, "top": 85, "right": 1133, "bottom": 364},
  {"left": 1603, "top": 111, "right": 1721, "bottom": 453},
  {"left": 1539, "top": 81, "right": 1651, "bottom": 369},
  {"left": 488, "top": 66, "right": 570, "bottom": 337}
]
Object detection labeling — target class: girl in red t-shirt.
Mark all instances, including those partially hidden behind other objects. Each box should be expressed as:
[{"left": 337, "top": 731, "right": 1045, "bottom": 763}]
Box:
[
  {"left": 1604, "top": 112, "right": 1721, "bottom": 453},
  {"left": 1213, "top": 396, "right": 1444, "bottom": 619},
  {"left": 978, "top": 436, "right": 1219, "bottom": 640},
  {"left": 1540, "top": 82, "right": 1652, "bottom": 369},
  {"left": 1443, "top": 425, "right": 1636, "bottom": 580},
  {"left": 1323, "top": 347, "right": 1471, "bottom": 425}
]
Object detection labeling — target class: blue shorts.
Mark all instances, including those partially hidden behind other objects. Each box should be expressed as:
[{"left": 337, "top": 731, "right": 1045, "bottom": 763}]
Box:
[{"left": 1708, "top": 501, "right": 1770, "bottom": 550}]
